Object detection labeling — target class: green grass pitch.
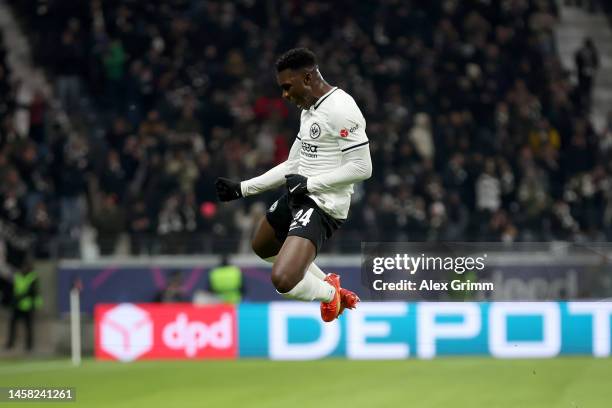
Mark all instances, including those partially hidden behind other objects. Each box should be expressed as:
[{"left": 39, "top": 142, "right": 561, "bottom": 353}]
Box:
[{"left": 0, "top": 357, "right": 609, "bottom": 407}]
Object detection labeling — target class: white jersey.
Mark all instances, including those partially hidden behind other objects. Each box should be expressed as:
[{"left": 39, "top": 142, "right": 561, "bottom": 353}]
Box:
[{"left": 295, "top": 87, "right": 369, "bottom": 219}]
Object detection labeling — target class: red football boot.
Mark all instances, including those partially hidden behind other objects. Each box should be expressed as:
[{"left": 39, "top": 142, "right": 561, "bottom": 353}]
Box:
[
  {"left": 320, "top": 273, "right": 342, "bottom": 322},
  {"left": 338, "top": 287, "right": 360, "bottom": 316}
]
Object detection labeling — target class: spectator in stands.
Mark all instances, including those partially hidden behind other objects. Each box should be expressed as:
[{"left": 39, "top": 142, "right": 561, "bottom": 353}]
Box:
[
  {"left": 29, "top": 200, "right": 57, "bottom": 258},
  {"left": 56, "top": 22, "right": 83, "bottom": 111},
  {"left": 2, "top": 0, "right": 610, "bottom": 254},
  {"left": 156, "top": 193, "right": 193, "bottom": 254},
  {"left": 127, "top": 198, "right": 155, "bottom": 255},
  {"left": 91, "top": 193, "right": 125, "bottom": 256},
  {"left": 575, "top": 37, "right": 599, "bottom": 111},
  {"left": 476, "top": 159, "right": 501, "bottom": 214},
  {"left": 103, "top": 38, "right": 127, "bottom": 111}
]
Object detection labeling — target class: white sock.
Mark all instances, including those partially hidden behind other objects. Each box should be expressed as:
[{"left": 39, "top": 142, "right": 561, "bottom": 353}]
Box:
[
  {"left": 279, "top": 272, "right": 335, "bottom": 302},
  {"left": 306, "top": 262, "right": 327, "bottom": 280},
  {"left": 264, "top": 256, "right": 327, "bottom": 281}
]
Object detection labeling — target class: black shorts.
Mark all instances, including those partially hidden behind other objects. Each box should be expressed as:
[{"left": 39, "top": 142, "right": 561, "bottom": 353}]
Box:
[{"left": 265, "top": 193, "right": 344, "bottom": 254}]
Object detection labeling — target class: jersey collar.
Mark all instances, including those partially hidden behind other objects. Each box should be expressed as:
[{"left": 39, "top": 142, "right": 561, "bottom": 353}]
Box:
[{"left": 311, "top": 87, "right": 338, "bottom": 110}]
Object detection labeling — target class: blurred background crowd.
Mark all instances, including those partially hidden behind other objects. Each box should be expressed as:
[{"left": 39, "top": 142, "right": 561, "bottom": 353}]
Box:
[{"left": 1, "top": 0, "right": 611, "bottom": 261}]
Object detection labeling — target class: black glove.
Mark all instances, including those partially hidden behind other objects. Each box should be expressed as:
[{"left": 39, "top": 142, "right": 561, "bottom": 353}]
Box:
[
  {"left": 215, "top": 177, "right": 243, "bottom": 201},
  {"left": 285, "top": 174, "right": 308, "bottom": 195}
]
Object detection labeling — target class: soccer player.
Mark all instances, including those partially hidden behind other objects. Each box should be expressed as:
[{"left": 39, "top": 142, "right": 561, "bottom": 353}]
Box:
[{"left": 215, "top": 48, "right": 372, "bottom": 322}]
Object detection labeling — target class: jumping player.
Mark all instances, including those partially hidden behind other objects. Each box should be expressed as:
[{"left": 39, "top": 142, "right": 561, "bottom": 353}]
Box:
[{"left": 215, "top": 48, "right": 372, "bottom": 322}]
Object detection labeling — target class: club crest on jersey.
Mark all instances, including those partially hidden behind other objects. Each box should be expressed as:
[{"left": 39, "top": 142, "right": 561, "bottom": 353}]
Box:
[
  {"left": 340, "top": 128, "right": 349, "bottom": 138},
  {"left": 309, "top": 123, "right": 321, "bottom": 139}
]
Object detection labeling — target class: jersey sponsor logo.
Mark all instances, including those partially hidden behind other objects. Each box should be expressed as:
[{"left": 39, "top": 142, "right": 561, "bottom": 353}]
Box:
[
  {"left": 301, "top": 141, "right": 318, "bottom": 158},
  {"left": 309, "top": 123, "right": 321, "bottom": 139},
  {"left": 269, "top": 200, "right": 278, "bottom": 212},
  {"left": 340, "top": 123, "right": 358, "bottom": 138}
]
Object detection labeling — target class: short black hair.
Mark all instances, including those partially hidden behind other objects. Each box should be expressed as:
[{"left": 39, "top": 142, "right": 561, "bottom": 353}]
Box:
[{"left": 275, "top": 48, "right": 317, "bottom": 72}]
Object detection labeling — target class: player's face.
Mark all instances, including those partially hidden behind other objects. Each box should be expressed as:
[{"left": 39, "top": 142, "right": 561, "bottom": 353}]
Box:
[{"left": 277, "top": 69, "right": 312, "bottom": 109}]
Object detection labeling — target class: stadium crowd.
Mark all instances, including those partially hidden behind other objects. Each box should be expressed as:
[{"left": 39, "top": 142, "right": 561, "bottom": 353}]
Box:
[{"left": 2, "top": 0, "right": 612, "bottom": 259}]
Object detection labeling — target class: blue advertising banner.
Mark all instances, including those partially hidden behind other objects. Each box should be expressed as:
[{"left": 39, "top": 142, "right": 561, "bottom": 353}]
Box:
[{"left": 238, "top": 302, "right": 612, "bottom": 359}]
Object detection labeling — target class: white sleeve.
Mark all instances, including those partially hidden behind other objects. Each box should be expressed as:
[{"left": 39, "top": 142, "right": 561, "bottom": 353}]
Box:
[
  {"left": 306, "top": 97, "right": 371, "bottom": 192},
  {"left": 240, "top": 138, "right": 300, "bottom": 197},
  {"left": 307, "top": 144, "right": 372, "bottom": 193},
  {"left": 328, "top": 97, "right": 369, "bottom": 152}
]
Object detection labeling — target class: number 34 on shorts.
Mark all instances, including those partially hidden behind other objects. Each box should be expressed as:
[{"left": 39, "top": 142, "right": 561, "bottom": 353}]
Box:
[{"left": 289, "top": 208, "right": 314, "bottom": 230}]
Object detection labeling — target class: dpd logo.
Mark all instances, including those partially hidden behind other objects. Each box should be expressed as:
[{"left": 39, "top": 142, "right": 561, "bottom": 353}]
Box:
[
  {"left": 162, "top": 312, "right": 233, "bottom": 357},
  {"left": 99, "top": 304, "right": 153, "bottom": 362}
]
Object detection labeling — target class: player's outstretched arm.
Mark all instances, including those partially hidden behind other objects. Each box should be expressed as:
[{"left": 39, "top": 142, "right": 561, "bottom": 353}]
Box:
[{"left": 216, "top": 138, "right": 300, "bottom": 201}]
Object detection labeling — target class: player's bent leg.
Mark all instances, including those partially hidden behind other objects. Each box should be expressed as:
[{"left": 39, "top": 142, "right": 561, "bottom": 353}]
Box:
[
  {"left": 271, "top": 236, "right": 335, "bottom": 302},
  {"left": 251, "top": 216, "right": 283, "bottom": 260},
  {"left": 260, "top": 196, "right": 355, "bottom": 321},
  {"left": 253, "top": 216, "right": 332, "bottom": 286},
  {"left": 271, "top": 236, "right": 317, "bottom": 292}
]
